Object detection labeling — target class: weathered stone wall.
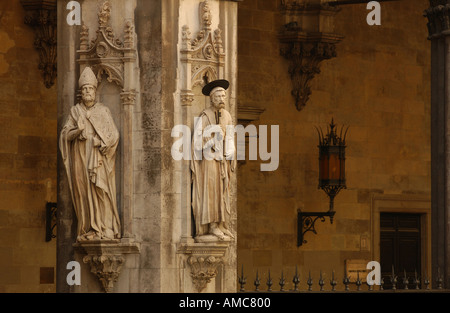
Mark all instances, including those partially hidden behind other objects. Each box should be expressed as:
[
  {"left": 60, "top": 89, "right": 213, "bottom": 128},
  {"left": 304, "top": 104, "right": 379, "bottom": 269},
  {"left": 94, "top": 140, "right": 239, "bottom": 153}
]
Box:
[
  {"left": 0, "top": 0, "right": 57, "bottom": 292},
  {"left": 132, "top": 0, "right": 163, "bottom": 292},
  {"left": 236, "top": 0, "right": 431, "bottom": 290}
]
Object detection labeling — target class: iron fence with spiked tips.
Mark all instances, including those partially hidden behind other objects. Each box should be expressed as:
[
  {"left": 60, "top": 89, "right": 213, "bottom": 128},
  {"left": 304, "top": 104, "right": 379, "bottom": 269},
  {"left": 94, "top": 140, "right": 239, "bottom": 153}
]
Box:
[{"left": 238, "top": 265, "right": 449, "bottom": 292}]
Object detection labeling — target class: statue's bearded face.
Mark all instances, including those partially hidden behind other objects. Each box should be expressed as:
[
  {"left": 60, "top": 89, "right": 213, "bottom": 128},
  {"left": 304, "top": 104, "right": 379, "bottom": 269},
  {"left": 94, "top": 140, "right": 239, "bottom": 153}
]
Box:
[
  {"left": 211, "top": 89, "right": 226, "bottom": 110},
  {"left": 81, "top": 84, "right": 96, "bottom": 106}
]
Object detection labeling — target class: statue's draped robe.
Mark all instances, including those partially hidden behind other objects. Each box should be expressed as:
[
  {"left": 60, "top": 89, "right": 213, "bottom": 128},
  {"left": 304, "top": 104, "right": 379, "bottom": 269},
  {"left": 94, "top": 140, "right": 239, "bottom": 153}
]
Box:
[
  {"left": 191, "top": 107, "right": 236, "bottom": 237},
  {"left": 60, "top": 102, "right": 121, "bottom": 240}
]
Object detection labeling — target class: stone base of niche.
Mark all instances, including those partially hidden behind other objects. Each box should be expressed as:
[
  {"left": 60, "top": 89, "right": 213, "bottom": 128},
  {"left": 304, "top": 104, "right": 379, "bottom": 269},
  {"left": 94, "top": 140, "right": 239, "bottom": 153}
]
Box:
[{"left": 73, "top": 239, "right": 140, "bottom": 293}]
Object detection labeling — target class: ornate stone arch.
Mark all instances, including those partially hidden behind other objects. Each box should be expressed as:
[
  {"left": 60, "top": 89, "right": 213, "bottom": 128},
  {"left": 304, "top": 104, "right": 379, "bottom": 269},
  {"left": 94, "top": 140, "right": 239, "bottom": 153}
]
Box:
[{"left": 180, "top": 0, "right": 225, "bottom": 106}]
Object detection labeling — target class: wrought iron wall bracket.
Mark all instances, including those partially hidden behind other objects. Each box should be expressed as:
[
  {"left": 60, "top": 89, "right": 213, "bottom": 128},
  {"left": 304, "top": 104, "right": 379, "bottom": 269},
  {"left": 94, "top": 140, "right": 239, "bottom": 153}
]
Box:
[
  {"left": 297, "top": 210, "right": 335, "bottom": 246},
  {"left": 45, "top": 202, "right": 57, "bottom": 242}
]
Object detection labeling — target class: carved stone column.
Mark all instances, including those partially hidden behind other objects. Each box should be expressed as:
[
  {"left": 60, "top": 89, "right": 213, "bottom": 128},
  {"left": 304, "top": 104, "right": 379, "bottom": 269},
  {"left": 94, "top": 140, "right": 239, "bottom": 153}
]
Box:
[
  {"left": 424, "top": 0, "right": 450, "bottom": 288},
  {"left": 278, "top": 1, "right": 343, "bottom": 111},
  {"left": 20, "top": 0, "right": 57, "bottom": 88}
]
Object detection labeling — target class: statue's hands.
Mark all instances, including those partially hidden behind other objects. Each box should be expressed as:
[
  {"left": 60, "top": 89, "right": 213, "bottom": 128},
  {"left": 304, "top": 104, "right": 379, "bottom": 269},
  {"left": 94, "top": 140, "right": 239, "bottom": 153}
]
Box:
[
  {"left": 99, "top": 145, "right": 107, "bottom": 155},
  {"left": 77, "top": 118, "right": 85, "bottom": 131},
  {"left": 76, "top": 118, "right": 86, "bottom": 140},
  {"left": 93, "top": 135, "right": 102, "bottom": 147},
  {"left": 216, "top": 126, "right": 225, "bottom": 141}
]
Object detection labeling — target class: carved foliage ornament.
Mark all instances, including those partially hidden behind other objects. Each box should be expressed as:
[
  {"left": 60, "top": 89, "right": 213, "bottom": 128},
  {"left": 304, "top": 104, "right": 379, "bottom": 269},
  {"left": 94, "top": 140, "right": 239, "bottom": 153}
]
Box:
[
  {"left": 280, "top": 41, "right": 338, "bottom": 111},
  {"left": 78, "top": 1, "right": 136, "bottom": 89},
  {"left": 278, "top": 2, "right": 343, "bottom": 111},
  {"left": 424, "top": 2, "right": 450, "bottom": 38},
  {"left": 280, "top": 0, "right": 340, "bottom": 12},
  {"left": 188, "top": 256, "right": 223, "bottom": 293},
  {"left": 180, "top": 0, "right": 225, "bottom": 105},
  {"left": 20, "top": 0, "right": 57, "bottom": 88},
  {"left": 120, "top": 90, "right": 137, "bottom": 106},
  {"left": 83, "top": 254, "right": 124, "bottom": 293}
]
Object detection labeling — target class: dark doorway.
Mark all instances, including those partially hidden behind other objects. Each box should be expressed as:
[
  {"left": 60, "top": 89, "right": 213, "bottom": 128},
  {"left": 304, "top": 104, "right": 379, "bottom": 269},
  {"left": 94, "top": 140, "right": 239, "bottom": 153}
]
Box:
[{"left": 380, "top": 213, "right": 421, "bottom": 289}]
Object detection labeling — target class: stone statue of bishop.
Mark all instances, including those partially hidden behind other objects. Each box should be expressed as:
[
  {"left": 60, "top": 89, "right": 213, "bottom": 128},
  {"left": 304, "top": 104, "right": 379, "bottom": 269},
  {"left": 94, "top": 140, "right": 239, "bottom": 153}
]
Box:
[{"left": 60, "top": 66, "right": 121, "bottom": 241}]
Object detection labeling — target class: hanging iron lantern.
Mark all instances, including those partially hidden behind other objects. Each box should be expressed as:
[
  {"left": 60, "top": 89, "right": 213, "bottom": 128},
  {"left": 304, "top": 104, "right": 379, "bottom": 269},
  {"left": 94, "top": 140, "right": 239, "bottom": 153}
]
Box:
[
  {"left": 297, "top": 118, "right": 348, "bottom": 246},
  {"left": 317, "top": 118, "right": 348, "bottom": 217}
]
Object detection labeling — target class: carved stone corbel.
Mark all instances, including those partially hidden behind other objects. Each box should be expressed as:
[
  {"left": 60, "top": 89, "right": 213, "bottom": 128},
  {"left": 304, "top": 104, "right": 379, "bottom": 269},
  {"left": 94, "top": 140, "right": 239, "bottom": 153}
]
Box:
[
  {"left": 278, "top": 1, "right": 343, "bottom": 111},
  {"left": 279, "top": 37, "right": 341, "bottom": 111},
  {"left": 188, "top": 256, "right": 223, "bottom": 292},
  {"left": 74, "top": 240, "right": 140, "bottom": 293},
  {"left": 20, "top": 0, "right": 57, "bottom": 88},
  {"left": 83, "top": 255, "right": 124, "bottom": 293},
  {"left": 178, "top": 243, "right": 228, "bottom": 293}
]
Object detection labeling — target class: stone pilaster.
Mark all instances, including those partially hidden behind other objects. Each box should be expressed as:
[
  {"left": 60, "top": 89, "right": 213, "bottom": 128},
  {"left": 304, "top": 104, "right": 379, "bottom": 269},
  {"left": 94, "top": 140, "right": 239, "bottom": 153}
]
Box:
[{"left": 424, "top": 0, "right": 450, "bottom": 288}]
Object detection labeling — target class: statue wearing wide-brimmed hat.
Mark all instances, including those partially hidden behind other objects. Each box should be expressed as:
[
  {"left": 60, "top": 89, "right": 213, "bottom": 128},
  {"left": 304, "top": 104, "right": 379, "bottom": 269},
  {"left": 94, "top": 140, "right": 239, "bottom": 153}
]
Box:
[{"left": 191, "top": 79, "right": 236, "bottom": 242}]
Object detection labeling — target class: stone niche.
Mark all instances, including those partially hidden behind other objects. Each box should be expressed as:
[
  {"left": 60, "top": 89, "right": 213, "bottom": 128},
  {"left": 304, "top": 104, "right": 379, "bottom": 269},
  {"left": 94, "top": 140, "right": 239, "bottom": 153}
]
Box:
[
  {"left": 57, "top": 0, "right": 140, "bottom": 293},
  {"left": 175, "top": 0, "right": 238, "bottom": 293}
]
